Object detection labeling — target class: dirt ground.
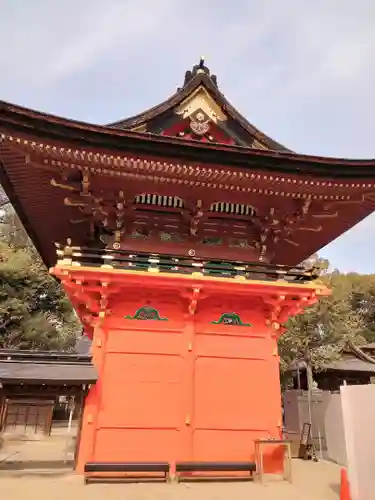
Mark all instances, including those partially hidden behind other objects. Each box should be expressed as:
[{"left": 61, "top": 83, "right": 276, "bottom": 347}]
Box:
[{"left": 0, "top": 436, "right": 341, "bottom": 500}]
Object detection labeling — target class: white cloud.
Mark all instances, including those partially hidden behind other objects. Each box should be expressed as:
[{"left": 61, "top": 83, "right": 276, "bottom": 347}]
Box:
[
  {"left": 46, "top": 0, "right": 178, "bottom": 83},
  {"left": 0, "top": 0, "right": 179, "bottom": 87},
  {"left": 1, "top": 0, "right": 375, "bottom": 91}
]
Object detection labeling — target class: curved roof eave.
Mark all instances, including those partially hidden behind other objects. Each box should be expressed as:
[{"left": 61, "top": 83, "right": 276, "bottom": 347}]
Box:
[{"left": 1, "top": 99, "right": 375, "bottom": 177}]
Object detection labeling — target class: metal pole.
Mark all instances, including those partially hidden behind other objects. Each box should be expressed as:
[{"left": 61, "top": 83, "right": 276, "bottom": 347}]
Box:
[
  {"left": 297, "top": 365, "right": 301, "bottom": 390},
  {"left": 67, "top": 404, "right": 74, "bottom": 434},
  {"left": 64, "top": 398, "right": 75, "bottom": 464},
  {"left": 306, "top": 362, "right": 314, "bottom": 439},
  {"left": 318, "top": 430, "right": 323, "bottom": 459}
]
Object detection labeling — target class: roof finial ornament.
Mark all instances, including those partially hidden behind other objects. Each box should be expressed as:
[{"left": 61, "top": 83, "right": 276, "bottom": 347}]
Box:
[
  {"left": 196, "top": 56, "right": 206, "bottom": 75},
  {"left": 182, "top": 56, "right": 218, "bottom": 88}
]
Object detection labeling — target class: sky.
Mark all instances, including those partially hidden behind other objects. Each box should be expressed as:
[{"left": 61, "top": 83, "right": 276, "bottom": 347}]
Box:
[{"left": 1, "top": 0, "right": 375, "bottom": 273}]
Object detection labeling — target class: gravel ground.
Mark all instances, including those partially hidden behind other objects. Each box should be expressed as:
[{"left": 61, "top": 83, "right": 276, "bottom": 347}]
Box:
[{"left": 0, "top": 458, "right": 341, "bottom": 500}]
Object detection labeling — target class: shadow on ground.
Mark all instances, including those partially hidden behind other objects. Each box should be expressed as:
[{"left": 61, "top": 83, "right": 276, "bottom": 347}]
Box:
[
  {"left": 0, "top": 459, "right": 73, "bottom": 470},
  {"left": 329, "top": 482, "right": 340, "bottom": 498}
]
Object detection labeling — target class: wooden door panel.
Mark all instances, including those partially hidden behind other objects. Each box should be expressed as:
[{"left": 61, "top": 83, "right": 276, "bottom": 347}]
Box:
[
  {"left": 191, "top": 328, "right": 274, "bottom": 462},
  {"left": 94, "top": 326, "right": 185, "bottom": 464},
  {"left": 4, "top": 402, "right": 52, "bottom": 434},
  {"left": 194, "top": 356, "right": 271, "bottom": 430}
]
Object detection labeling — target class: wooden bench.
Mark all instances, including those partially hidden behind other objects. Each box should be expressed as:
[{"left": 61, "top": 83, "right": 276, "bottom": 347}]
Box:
[
  {"left": 175, "top": 461, "right": 256, "bottom": 480},
  {"left": 83, "top": 462, "right": 170, "bottom": 484}
]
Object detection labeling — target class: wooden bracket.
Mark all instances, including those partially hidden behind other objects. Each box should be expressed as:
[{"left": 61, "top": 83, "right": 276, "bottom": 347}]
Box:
[
  {"left": 263, "top": 291, "right": 319, "bottom": 336},
  {"left": 180, "top": 286, "right": 203, "bottom": 316},
  {"left": 188, "top": 287, "right": 201, "bottom": 316}
]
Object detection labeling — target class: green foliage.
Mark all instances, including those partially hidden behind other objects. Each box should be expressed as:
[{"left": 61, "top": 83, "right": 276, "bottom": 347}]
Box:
[
  {"left": 348, "top": 274, "right": 375, "bottom": 342},
  {"left": 0, "top": 241, "right": 80, "bottom": 350},
  {"left": 0, "top": 198, "right": 29, "bottom": 247},
  {"left": 279, "top": 257, "right": 375, "bottom": 374}
]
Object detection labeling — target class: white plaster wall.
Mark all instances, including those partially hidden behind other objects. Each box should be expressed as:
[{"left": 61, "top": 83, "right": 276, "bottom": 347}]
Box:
[
  {"left": 341, "top": 384, "right": 375, "bottom": 500},
  {"left": 324, "top": 393, "right": 347, "bottom": 466}
]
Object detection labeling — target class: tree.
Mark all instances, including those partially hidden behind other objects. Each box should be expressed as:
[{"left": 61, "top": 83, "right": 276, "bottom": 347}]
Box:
[
  {"left": 278, "top": 264, "right": 371, "bottom": 432},
  {"left": 0, "top": 193, "right": 81, "bottom": 350},
  {"left": 280, "top": 274, "right": 364, "bottom": 371},
  {"left": 0, "top": 193, "right": 29, "bottom": 247},
  {"left": 0, "top": 241, "right": 81, "bottom": 350},
  {"left": 279, "top": 258, "right": 367, "bottom": 376},
  {"left": 348, "top": 274, "right": 375, "bottom": 342},
  {"left": 300, "top": 253, "right": 329, "bottom": 274}
]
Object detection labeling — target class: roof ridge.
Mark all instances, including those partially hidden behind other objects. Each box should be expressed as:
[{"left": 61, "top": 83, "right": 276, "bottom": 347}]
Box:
[
  {"left": 106, "top": 63, "right": 290, "bottom": 152},
  {"left": 346, "top": 341, "right": 375, "bottom": 364}
]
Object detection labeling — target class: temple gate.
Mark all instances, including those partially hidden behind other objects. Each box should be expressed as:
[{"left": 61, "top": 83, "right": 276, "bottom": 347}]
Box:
[{"left": 2, "top": 58, "right": 374, "bottom": 475}]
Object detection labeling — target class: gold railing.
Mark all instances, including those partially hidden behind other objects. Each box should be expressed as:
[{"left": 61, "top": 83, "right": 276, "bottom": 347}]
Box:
[{"left": 55, "top": 242, "right": 317, "bottom": 284}]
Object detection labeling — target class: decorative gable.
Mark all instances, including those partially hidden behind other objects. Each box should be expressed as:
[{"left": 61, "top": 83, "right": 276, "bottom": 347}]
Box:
[
  {"left": 161, "top": 108, "right": 235, "bottom": 145},
  {"left": 175, "top": 85, "right": 227, "bottom": 123},
  {"left": 108, "top": 58, "right": 289, "bottom": 152}
]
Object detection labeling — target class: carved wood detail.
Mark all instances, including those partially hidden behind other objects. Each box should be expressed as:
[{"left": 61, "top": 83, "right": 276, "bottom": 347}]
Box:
[{"left": 50, "top": 171, "right": 342, "bottom": 262}]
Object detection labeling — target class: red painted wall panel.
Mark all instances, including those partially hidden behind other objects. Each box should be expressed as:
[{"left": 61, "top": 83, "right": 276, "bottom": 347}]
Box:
[{"left": 76, "top": 295, "right": 283, "bottom": 474}]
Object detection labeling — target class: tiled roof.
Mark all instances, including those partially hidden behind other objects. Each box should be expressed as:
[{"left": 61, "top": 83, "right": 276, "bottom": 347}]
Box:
[
  {"left": 362, "top": 342, "right": 375, "bottom": 350},
  {"left": 323, "top": 357, "right": 375, "bottom": 373},
  {"left": 0, "top": 349, "right": 97, "bottom": 384},
  {"left": 288, "top": 342, "right": 375, "bottom": 374}
]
